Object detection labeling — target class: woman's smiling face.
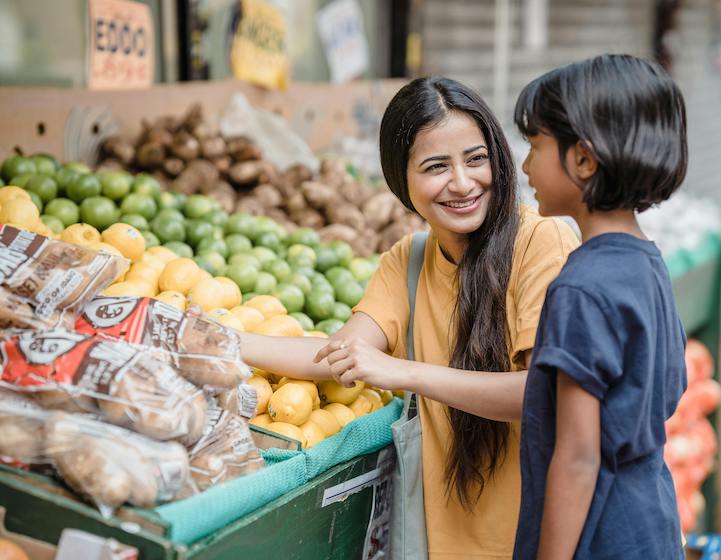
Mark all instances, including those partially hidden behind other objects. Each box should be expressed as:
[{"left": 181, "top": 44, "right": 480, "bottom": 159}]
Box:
[{"left": 407, "top": 111, "right": 493, "bottom": 242}]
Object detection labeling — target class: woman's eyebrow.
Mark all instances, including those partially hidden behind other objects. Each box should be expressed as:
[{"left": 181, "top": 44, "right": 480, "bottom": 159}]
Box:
[
  {"left": 464, "top": 144, "right": 487, "bottom": 154},
  {"left": 419, "top": 154, "right": 450, "bottom": 166}
]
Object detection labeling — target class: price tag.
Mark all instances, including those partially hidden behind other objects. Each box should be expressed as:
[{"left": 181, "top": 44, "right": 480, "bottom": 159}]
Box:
[
  {"left": 362, "top": 447, "right": 395, "bottom": 559},
  {"left": 87, "top": 0, "right": 154, "bottom": 90},
  {"left": 316, "top": 0, "right": 369, "bottom": 84}
]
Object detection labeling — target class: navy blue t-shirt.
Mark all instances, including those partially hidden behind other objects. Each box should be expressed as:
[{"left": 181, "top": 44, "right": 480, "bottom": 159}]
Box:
[{"left": 514, "top": 233, "right": 686, "bottom": 559}]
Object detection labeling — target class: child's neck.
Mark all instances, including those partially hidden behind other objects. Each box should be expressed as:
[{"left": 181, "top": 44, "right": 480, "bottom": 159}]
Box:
[{"left": 574, "top": 208, "right": 646, "bottom": 243}]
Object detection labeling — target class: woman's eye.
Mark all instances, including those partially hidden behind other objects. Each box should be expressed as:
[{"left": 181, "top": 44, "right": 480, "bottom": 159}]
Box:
[
  {"left": 425, "top": 163, "right": 446, "bottom": 172},
  {"left": 468, "top": 154, "right": 488, "bottom": 165}
]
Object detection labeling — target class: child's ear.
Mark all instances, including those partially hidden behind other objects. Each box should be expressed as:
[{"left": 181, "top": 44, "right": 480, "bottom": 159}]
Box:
[{"left": 573, "top": 140, "right": 598, "bottom": 180}]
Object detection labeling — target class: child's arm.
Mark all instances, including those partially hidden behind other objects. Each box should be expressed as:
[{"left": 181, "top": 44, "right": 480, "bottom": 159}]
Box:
[{"left": 537, "top": 372, "right": 601, "bottom": 560}]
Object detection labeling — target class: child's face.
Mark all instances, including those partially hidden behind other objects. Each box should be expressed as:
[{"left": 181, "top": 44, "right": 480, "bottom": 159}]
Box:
[
  {"left": 407, "top": 111, "right": 493, "bottom": 239},
  {"left": 522, "top": 133, "right": 584, "bottom": 217}
]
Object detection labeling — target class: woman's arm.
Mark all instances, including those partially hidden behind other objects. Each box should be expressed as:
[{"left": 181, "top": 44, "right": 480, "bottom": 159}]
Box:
[
  {"left": 537, "top": 372, "right": 600, "bottom": 560},
  {"left": 314, "top": 339, "right": 532, "bottom": 422},
  {"left": 239, "top": 312, "right": 389, "bottom": 380}
]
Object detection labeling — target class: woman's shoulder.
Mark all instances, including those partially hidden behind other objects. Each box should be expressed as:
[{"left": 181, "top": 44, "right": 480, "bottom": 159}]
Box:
[{"left": 515, "top": 205, "right": 580, "bottom": 260}]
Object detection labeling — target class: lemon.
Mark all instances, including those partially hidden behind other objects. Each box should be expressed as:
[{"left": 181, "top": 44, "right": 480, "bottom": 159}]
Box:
[
  {"left": 323, "top": 403, "right": 355, "bottom": 428},
  {"left": 155, "top": 290, "right": 186, "bottom": 311},
  {"left": 248, "top": 374, "right": 273, "bottom": 414},
  {"left": 252, "top": 367, "right": 275, "bottom": 382},
  {"left": 244, "top": 295, "right": 287, "bottom": 319},
  {"left": 299, "top": 420, "right": 325, "bottom": 448},
  {"left": 215, "top": 276, "right": 242, "bottom": 309},
  {"left": 348, "top": 394, "right": 372, "bottom": 418},
  {"left": 268, "top": 383, "right": 312, "bottom": 426},
  {"left": 318, "top": 379, "right": 365, "bottom": 405},
  {"left": 254, "top": 315, "right": 304, "bottom": 337},
  {"left": 138, "top": 253, "right": 166, "bottom": 274},
  {"left": 309, "top": 408, "right": 341, "bottom": 437},
  {"left": 158, "top": 258, "right": 201, "bottom": 295},
  {"left": 249, "top": 413, "right": 272, "bottom": 429},
  {"left": 103, "top": 281, "right": 155, "bottom": 298},
  {"left": 277, "top": 378, "right": 320, "bottom": 409},
  {"left": 379, "top": 389, "right": 394, "bottom": 406},
  {"left": 61, "top": 223, "right": 101, "bottom": 247},
  {"left": 304, "top": 330, "right": 329, "bottom": 338},
  {"left": 266, "top": 422, "right": 307, "bottom": 448},
  {"left": 125, "top": 263, "right": 160, "bottom": 293},
  {"left": 0, "top": 197, "right": 40, "bottom": 228},
  {"left": 361, "top": 388, "right": 384, "bottom": 412},
  {"left": 207, "top": 308, "right": 231, "bottom": 321},
  {"left": 230, "top": 305, "right": 265, "bottom": 331},
  {"left": 187, "top": 278, "right": 224, "bottom": 312},
  {"left": 0, "top": 186, "right": 31, "bottom": 205},
  {"left": 218, "top": 313, "right": 245, "bottom": 332},
  {"left": 101, "top": 223, "right": 145, "bottom": 262},
  {"left": 88, "top": 242, "right": 128, "bottom": 281},
  {"left": 197, "top": 268, "right": 213, "bottom": 283},
  {"left": 147, "top": 245, "right": 178, "bottom": 263}
]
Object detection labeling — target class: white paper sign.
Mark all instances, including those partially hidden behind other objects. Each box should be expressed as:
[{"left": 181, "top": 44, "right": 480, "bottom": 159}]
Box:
[{"left": 316, "top": 0, "right": 369, "bottom": 84}]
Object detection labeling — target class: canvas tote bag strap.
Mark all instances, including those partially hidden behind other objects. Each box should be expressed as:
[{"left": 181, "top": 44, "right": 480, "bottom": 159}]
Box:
[{"left": 404, "top": 231, "right": 428, "bottom": 419}]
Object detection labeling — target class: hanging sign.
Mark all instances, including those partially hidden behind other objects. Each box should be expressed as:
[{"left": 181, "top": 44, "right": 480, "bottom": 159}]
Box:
[
  {"left": 316, "top": 0, "right": 369, "bottom": 84},
  {"left": 87, "top": 0, "right": 154, "bottom": 90}
]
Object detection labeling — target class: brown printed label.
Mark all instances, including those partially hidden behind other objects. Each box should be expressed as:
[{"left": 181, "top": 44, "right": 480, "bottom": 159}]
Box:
[
  {"left": 74, "top": 339, "right": 137, "bottom": 394},
  {"left": 16, "top": 330, "right": 88, "bottom": 366},
  {"left": 142, "top": 300, "right": 183, "bottom": 351},
  {"left": 34, "top": 269, "right": 83, "bottom": 319},
  {"left": 0, "top": 227, "right": 48, "bottom": 285}
]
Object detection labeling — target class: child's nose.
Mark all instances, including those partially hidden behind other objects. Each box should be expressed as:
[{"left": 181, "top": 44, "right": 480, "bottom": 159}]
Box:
[{"left": 522, "top": 155, "right": 530, "bottom": 176}]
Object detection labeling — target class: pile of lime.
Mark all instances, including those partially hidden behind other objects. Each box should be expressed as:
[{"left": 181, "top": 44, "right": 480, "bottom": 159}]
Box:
[{"left": 0, "top": 154, "right": 380, "bottom": 335}]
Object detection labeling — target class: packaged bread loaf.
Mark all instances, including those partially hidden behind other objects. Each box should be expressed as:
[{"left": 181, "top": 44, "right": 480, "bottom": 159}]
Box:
[
  {"left": 0, "top": 329, "right": 207, "bottom": 445},
  {"left": 0, "top": 388, "right": 46, "bottom": 464},
  {"left": 76, "top": 296, "right": 250, "bottom": 391},
  {"left": 0, "top": 225, "right": 127, "bottom": 331}
]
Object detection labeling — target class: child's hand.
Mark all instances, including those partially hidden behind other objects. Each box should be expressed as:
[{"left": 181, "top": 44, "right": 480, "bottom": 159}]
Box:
[{"left": 313, "top": 338, "right": 406, "bottom": 391}]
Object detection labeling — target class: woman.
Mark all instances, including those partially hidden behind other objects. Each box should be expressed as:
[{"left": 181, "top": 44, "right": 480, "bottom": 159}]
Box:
[{"left": 240, "top": 76, "right": 578, "bottom": 558}]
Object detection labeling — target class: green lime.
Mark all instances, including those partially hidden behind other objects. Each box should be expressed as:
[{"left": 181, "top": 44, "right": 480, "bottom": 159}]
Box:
[
  {"left": 325, "top": 266, "right": 354, "bottom": 287},
  {"left": 349, "top": 258, "right": 375, "bottom": 282},
  {"left": 27, "top": 191, "right": 43, "bottom": 213},
  {"left": 141, "top": 230, "right": 161, "bottom": 248},
  {"left": 288, "top": 272, "right": 312, "bottom": 296},
  {"left": 194, "top": 254, "right": 223, "bottom": 276},
  {"left": 287, "top": 244, "right": 317, "bottom": 268},
  {"left": 1, "top": 156, "right": 36, "bottom": 182},
  {"left": 242, "top": 291, "right": 259, "bottom": 303},
  {"left": 98, "top": 171, "right": 132, "bottom": 200},
  {"left": 360, "top": 278, "right": 370, "bottom": 290},
  {"left": 184, "top": 195, "right": 215, "bottom": 219},
  {"left": 184, "top": 220, "right": 215, "bottom": 248},
  {"left": 290, "top": 312, "right": 314, "bottom": 332},
  {"left": 264, "top": 258, "right": 291, "bottom": 282},
  {"left": 315, "top": 318, "right": 345, "bottom": 336},
  {"left": 163, "top": 241, "right": 193, "bottom": 258},
  {"left": 332, "top": 302, "right": 353, "bottom": 322},
  {"left": 255, "top": 231, "right": 283, "bottom": 252},
  {"left": 291, "top": 265, "right": 316, "bottom": 280},
  {"left": 67, "top": 174, "right": 102, "bottom": 203},
  {"left": 196, "top": 237, "right": 229, "bottom": 258},
  {"left": 335, "top": 281, "right": 364, "bottom": 307},
  {"left": 31, "top": 154, "right": 58, "bottom": 175},
  {"left": 44, "top": 198, "right": 79, "bottom": 227},
  {"left": 305, "top": 290, "right": 336, "bottom": 322},
  {"left": 225, "top": 233, "right": 252, "bottom": 255},
  {"left": 156, "top": 191, "right": 182, "bottom": 210},
  {"left": 119, "top": 213, "right": 149, "bottom": 231},
  {"left": 225, "top": 213, "right": 257, "bottom": 237},
  {"left": 329, "top": 240, "right": 354, "bottom": 267},
  {"left": 203, "top": 209, "right": 229, "bottom": 228},
  {"left": 254, "top": 272, "right": 278, "bottom": 295},
  {"left": 54, "top": 167, "right": 79, "bottom": 191},
  {"left": 228, "top": 252, "right": 261, "bottom": 269},
  {"left": 131, "top": 174, "right": 161, "bottom": 198},
  {"left": 40, "top": 214, "right": 64, "bottom": 234},
  {"left": 252, "top": 216, "right": 279, "bottom": 238},
  {"left": 120, "top": 193, "right": 157, "bottom": 220},
  {"left": 251, "top": 246, "right": 277, "bottom": 267},
  {"left": 287, "top": 227, "right": 320, "bottom": 247},
  {"left": 26, "top": 174, "right": 58, "bottom": 203},
  {"left": 63, "top": 161, "right": 91, "bottom": 175},
  {"left": 9, "top": 173, "right": 33, "bottom": 187},
  {"left": 152, "top": 216, "right": 186, "bottom": 243},
  {"left": 315, "top": 246, "right": 339, "bottom": 272},
  {"left": 272, "top": 283, "right": 305, "bottom": 313},
  {"left": 211, "top": 226, "right": 225, "bottom": 241},
  {"left": 198, "top": 250, "right": 226, "bottom": 270},
  {"left": 155, "top": 208, "right": 185, "bottom": 223},
  {"left": 226, "top": 262, "right": 260, "bottom": 293},
  {"left": 79, "top": 196, "right": 119, "bottom": 231}
]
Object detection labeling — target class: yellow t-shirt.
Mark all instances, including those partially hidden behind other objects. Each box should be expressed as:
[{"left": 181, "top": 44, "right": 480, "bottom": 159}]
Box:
[{"left": 355, "top": 206, "right": 579, "bottom": 559}]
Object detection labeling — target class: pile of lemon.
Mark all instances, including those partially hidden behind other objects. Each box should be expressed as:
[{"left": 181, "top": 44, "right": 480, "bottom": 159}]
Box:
[
  {"left": 0, "top": 186, "right": 57, "bottom": 237},
  {"left": 248, "top": 374, "right": 394, "bottom": 448}
]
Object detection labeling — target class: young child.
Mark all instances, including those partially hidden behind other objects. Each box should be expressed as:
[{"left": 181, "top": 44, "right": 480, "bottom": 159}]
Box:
[{"left": 513, "top": 54, "right": 688, "bottom": 559}]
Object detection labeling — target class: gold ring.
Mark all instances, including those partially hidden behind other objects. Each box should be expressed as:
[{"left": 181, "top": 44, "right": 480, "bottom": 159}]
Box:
[{"left": 339, "top": 343, "right": 347, "bottom": 349}]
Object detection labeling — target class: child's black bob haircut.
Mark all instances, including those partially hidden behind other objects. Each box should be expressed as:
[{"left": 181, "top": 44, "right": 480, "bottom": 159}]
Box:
[{"left": 514, "top": 54, "right": 687, "bottom": 212}]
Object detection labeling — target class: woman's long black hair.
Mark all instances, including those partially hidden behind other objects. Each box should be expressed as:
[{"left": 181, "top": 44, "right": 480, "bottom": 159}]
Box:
[
  {"left": 380, "top": 76, "right": 519, "bottom": 509},
  {"left": 514, "top": 54, "right": 687, "bottom": 212}
]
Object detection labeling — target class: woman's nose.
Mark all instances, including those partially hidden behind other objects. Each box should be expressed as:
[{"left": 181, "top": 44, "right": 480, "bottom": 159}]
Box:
[{"left": 448, "top": 165, "right": 473, "bottom": 195}]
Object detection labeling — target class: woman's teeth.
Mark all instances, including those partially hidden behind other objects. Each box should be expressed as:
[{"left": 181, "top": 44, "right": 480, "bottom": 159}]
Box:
[{"left": 441, "top": 196, "right": 479, "bottom": 208}]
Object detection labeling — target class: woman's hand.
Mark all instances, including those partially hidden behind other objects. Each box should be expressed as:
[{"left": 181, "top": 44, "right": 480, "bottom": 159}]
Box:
[{"left": 313, "top": 338, "right": 408, "bottom": 391}]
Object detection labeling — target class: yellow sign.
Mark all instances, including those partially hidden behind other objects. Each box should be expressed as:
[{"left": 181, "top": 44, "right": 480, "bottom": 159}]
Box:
[
  {"left": 87, "top": 0, "right": 154, "bottom": 90},
  {"left": 230, "top": 0, "right": 289, "bottom": 90}
]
